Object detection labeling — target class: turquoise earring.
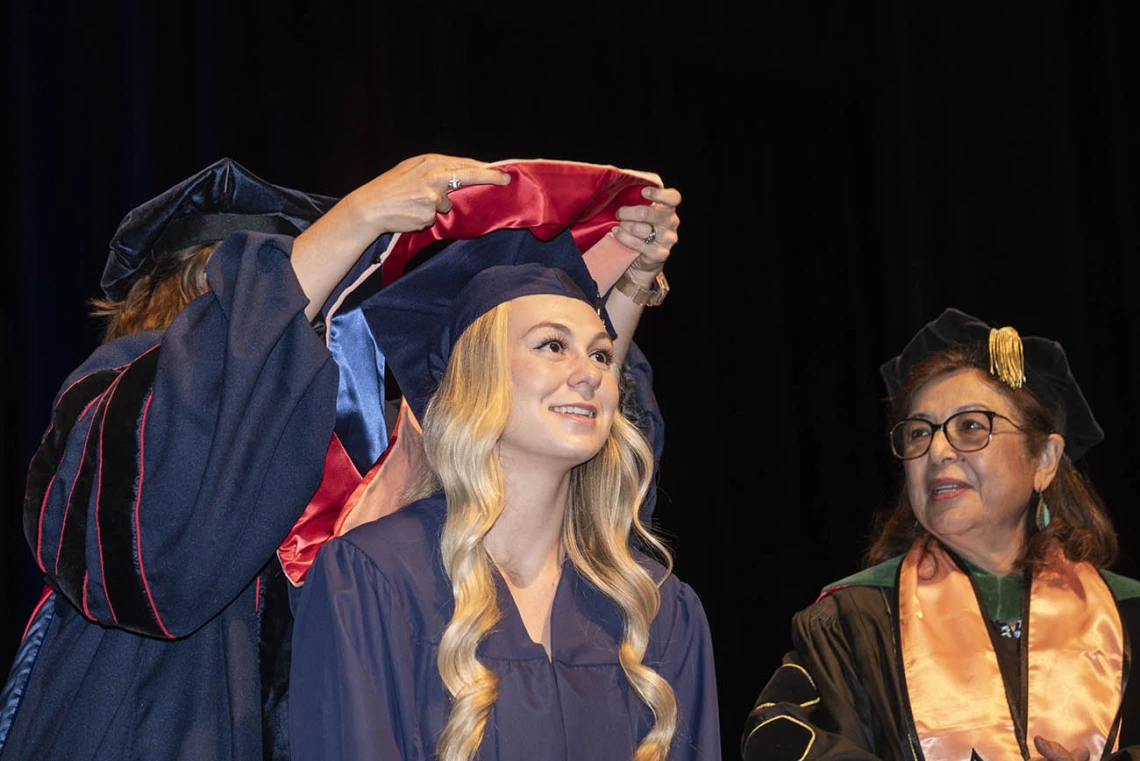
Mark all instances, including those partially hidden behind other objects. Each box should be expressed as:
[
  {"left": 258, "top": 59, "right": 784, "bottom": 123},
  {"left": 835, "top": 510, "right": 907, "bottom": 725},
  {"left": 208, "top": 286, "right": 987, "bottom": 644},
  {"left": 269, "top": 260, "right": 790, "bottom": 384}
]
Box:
[{"left": 1035, "top": 491, "right": 1051, "bottom": 530}]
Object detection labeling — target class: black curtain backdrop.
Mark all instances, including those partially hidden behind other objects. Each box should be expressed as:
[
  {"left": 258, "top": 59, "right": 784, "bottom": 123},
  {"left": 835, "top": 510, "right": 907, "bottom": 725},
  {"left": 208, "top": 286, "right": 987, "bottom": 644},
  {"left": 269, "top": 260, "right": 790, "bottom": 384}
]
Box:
[{"left": 5, "top": 2, "right": 1139, "bottom": 756}]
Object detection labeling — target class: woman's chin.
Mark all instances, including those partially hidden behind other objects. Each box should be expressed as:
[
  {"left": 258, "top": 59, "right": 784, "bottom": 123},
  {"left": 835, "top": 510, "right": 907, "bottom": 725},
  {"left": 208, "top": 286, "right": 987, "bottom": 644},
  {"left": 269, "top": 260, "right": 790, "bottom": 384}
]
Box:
[{"left": 922, "top": 506, "right": 982, "bottom": 542}]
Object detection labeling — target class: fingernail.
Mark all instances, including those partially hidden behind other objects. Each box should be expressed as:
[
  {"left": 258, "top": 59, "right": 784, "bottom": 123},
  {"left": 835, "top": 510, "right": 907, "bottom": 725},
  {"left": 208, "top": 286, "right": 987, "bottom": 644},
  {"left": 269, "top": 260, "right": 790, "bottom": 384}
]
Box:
[
  {"left": 501, "top": 173, "right": 511, "bottom": 183},
  {"left": 642, "top": 187, "right": 653, "bottom": 198}
]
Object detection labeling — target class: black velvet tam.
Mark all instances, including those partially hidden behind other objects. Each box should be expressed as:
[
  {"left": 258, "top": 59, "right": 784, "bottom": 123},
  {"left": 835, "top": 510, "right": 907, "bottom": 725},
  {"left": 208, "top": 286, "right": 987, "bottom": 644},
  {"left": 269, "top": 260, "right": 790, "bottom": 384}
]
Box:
[
  {"left": 101, "top": 158, "right": 337, "bottom": 300},
  {"left": 879, "top": 307, "right": 1104, "bottom": 460}
]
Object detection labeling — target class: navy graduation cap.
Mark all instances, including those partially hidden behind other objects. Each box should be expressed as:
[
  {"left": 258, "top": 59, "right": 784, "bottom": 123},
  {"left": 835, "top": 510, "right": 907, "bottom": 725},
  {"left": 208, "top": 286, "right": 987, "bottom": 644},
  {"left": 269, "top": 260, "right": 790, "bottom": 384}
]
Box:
[
  {"left": 101, "top": 157, "right": 337, "bottom": 300},
  {"left": 363, "top": 228, "right": 612, "bottom": 423}
]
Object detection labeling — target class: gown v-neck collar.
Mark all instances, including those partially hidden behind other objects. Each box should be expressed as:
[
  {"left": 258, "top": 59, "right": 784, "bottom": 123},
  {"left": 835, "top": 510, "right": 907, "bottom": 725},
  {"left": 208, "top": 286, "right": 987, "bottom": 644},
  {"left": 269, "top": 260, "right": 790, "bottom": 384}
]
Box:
[
  {"left": 479, "top": 557, "right": 626, "bottom": 666},
  {"left": 488, "top": 558, "right": 568, "bottom": 661}
]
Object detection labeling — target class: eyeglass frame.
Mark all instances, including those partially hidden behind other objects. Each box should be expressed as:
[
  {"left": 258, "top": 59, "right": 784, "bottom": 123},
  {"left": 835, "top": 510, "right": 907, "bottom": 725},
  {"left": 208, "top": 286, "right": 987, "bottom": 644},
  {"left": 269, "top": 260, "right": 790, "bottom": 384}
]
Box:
[{"left": 888, "top": 409, "right": 1027, "bottom": 460}]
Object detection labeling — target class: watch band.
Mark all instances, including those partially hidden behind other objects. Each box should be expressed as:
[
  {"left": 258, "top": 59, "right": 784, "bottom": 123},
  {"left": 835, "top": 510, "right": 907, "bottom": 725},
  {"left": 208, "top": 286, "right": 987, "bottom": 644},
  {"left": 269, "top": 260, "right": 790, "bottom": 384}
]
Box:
[{"left": 614, "top": 270, "right": 669, "bottom": 307}]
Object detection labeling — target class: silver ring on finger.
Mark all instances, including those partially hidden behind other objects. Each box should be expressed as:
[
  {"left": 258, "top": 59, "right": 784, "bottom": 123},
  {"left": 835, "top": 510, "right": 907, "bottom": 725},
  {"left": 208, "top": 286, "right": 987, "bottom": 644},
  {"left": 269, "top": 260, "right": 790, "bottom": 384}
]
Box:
[
  {"left": 643, "top": 224, "right": 657, "bottom": 246},
  {"left": 447, "top": 172, "right": 462, "bottom": 191}
]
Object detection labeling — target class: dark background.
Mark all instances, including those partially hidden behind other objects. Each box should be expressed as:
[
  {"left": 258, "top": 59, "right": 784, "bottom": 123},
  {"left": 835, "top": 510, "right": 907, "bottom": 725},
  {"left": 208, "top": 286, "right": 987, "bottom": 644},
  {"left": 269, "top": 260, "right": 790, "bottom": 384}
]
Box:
[{"left": 5, "top": 2, "right": 1139, "bottom": 756}]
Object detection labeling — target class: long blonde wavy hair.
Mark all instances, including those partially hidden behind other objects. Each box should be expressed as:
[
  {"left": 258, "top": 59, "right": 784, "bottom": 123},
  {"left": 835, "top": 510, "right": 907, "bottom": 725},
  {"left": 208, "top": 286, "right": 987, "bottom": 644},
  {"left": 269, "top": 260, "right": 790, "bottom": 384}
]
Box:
[{"left": 407, "top": 300, "right": 677, "bottom": 761}]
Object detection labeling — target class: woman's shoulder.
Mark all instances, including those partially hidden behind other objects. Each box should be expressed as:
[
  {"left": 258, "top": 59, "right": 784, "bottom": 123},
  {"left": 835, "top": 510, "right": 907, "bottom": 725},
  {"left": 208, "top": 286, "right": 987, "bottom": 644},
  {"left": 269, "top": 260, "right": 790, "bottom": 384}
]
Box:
[
  {"left": 794, "top": 584, "right": 892, "bottom": 629},
  {"left": 1100, "top": 569, "right": 1140, "bottom": 602},
  {"left": 629, "top": 548, "right": 695, "bottom": 604},
  {"left": 311, "top": 494, "right": 452, "bottom": 635},
  {"left": 58, "top": 331, "right": 164, "bottom": 387},
  {"left": 323, "top": 494, "right": 447, "bottom": 583},
  {"left": 630, "top": 553, "right": 711, "bottom": 645},
  {"left": 791, "top": 556, "right": 900, "bottom": 621},
  {"left": 789, "top": 563, "right": 899, "bottom": 647},
  {"left": 818, "top": 556, "right": 903, "bottom": 598},
  {"left": 1100, "top": 570, "right": 1140, "bottom": 643},
  {"left": 338, "top": 492, "right": 444, "bottom": 543}
]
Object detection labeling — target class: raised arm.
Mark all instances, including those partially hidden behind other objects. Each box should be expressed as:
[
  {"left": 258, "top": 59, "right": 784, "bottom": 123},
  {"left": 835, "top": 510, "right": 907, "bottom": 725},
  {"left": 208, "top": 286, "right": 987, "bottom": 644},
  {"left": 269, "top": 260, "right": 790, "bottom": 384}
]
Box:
[
  {"left": 606, "top": 185, "right": 681, "bottom": 367},
  {"left": 292, "top": 154, "right": 510, "bottom": 320},
  {"left": 25, "top": 232, "right": 339, "bottom": 637}
]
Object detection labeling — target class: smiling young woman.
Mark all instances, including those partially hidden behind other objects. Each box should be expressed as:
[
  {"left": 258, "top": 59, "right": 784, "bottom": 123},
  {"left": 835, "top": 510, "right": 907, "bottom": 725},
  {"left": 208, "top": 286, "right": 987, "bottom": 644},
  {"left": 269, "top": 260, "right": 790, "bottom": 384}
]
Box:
[{"left": 289, "top": 178, "right": 720, "bottom": 761}]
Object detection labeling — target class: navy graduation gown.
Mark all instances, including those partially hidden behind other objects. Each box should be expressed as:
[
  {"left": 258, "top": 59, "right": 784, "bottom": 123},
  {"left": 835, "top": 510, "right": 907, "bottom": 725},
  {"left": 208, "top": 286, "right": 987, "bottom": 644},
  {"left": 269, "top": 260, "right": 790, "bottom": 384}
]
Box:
[
  {"left": 1, "top": 233, "right": 339, "bottom": 761},
  {"left": 289, "top": 494, "right": 721, "bottom": 761}
]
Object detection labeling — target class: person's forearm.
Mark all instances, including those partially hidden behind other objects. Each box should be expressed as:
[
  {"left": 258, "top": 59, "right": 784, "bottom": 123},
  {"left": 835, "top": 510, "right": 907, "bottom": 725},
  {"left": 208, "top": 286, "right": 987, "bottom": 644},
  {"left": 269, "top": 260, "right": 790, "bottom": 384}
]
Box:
[
  {"left": 291, "top": 195, "right": 380, "bottom": 322},
  {"left": 605, "top": 277, "right": 652, "bottom": 369}
]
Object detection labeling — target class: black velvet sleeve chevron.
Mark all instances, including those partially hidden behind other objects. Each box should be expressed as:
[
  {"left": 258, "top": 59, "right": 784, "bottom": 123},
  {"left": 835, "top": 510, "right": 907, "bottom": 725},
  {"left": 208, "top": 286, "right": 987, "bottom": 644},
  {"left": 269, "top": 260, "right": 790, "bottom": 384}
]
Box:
[
  {"left": 742, "top": 586, "right": 909, "bottom": 760},
  {"left": 22, "top": 232, "right": 338, "bottom": 638}
]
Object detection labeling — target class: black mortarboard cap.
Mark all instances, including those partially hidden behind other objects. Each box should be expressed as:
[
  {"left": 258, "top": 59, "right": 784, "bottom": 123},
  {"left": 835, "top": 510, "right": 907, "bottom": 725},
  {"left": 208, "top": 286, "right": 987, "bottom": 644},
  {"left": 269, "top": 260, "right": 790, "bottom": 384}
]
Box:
[
  {"left": 880, "top": 307, "right": 1104, "bottom": 460},
  {"left": 101, "top": 158, "right": 337, "bottom": 300},
  {"left": 362, "top": 228, "right": 608, "bottom": 422}
]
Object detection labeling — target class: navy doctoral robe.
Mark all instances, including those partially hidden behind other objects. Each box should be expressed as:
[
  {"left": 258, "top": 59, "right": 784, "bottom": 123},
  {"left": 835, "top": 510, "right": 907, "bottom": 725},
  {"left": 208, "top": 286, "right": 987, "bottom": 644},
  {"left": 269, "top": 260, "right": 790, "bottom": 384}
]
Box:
[
  {"left": 0, "top": 233, "right": 339, "bottom": 761},
  {"left": 289, "top": 493, "right": 721, "bottom": 761}
]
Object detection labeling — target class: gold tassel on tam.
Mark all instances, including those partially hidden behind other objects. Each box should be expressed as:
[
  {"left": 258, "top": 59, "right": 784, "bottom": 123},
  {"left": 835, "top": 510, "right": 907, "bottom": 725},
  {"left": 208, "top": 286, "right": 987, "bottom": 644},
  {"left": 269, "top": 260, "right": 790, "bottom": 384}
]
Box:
[{"left": 988, "top": 326, "right": 1027, "bottom": 388}]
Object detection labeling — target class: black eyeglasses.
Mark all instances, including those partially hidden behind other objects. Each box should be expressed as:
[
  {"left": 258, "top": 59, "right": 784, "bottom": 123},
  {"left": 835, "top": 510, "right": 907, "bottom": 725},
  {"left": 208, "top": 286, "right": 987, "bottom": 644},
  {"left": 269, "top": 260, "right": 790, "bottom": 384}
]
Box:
[{"left": 889, "top": 410, "right": 1025, "bottom": 460}]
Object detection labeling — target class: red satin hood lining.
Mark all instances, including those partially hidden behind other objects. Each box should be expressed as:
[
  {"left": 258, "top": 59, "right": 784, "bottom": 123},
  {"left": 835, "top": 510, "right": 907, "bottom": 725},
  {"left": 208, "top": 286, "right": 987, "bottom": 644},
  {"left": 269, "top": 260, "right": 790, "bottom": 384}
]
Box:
[{"left": 381, "top": 160, "right": 660, "bottom": 283}]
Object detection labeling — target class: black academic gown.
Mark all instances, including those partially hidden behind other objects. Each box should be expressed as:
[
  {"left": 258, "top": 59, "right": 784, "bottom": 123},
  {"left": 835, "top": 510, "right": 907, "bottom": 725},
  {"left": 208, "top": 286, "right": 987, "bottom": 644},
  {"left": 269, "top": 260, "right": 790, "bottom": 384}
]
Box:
[
  {"left": 741, "top": 562, "right": 1140, "bottom": 761},
  {"left": 289, "top": 494, "right": 722, "bottom": 761},
  {"left": 0, "top": 232, "right": 339, "bottom": 761}
]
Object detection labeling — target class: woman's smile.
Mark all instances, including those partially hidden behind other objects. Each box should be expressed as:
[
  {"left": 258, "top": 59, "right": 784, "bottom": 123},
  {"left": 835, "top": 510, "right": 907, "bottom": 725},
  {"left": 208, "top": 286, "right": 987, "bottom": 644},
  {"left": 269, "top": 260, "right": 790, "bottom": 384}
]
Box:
[
  {"left": 549, "top": 403, "right": 598, "bottom": 421},
  {"left": 928, "top": 477, "right": 971, "bottom": 501}
]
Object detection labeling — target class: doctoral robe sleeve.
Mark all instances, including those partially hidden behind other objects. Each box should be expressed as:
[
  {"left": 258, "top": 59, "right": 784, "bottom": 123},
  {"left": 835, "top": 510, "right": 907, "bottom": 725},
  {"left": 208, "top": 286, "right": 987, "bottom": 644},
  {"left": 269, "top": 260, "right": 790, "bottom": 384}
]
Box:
[
  {"left": 1108, "top": 596, "right": 1140, "bottom": 756},
  {"left": 289, "top": 538, "right": 419, "bottom": 761},
  {"left": 742, "top": 593, "right": 890, "bottom": 760},
  {"left": 654, "top": 580, "right": 721, "bottom": 761},
  {"left": 23, "top": 232, "right": 339, "bottom": 639}
]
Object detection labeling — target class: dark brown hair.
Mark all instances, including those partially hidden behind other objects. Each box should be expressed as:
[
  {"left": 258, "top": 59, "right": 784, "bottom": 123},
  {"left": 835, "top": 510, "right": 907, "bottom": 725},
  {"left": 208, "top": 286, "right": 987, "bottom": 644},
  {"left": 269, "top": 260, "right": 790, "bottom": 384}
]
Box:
[
  {"left": 865, "top": 346, "right": 1118, "bottom": 569},
  {"left": 88, "top": 242, "right": 218, "bottom": 343}
]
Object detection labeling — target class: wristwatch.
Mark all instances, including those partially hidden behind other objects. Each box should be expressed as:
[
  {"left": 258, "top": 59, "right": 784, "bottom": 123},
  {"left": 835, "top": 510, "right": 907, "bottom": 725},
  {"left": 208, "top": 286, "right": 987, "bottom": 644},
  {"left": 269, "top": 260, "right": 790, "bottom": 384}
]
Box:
[{"left": 614, "top": 270, "right": 669, "bottom": 307}]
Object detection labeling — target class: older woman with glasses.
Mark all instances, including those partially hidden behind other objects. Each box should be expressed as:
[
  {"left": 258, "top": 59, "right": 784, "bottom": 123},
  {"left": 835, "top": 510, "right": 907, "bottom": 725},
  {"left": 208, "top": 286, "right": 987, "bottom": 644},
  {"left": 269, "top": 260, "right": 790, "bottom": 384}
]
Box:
[{"left": 743, "top": 308, "right": 1140, "bottom": 761}]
